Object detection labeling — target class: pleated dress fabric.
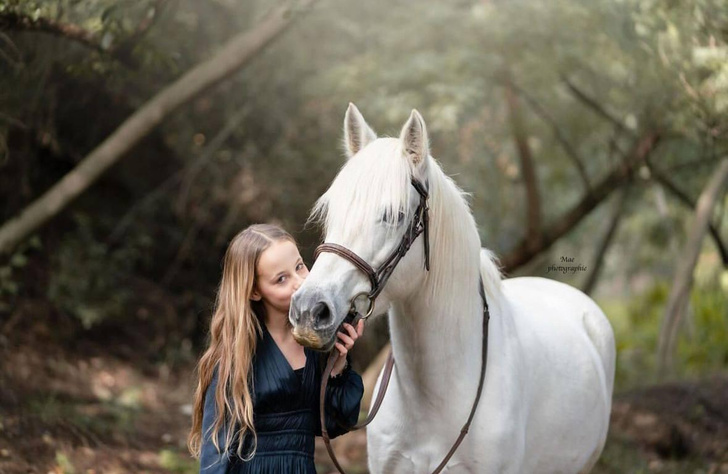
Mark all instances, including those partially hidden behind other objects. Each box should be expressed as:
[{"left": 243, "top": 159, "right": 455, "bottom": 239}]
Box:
[{"left": 199, "top": 323, "right": 364, "bottom": 474}]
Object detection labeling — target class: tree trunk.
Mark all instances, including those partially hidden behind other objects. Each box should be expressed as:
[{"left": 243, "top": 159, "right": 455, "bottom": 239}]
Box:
[
  {"left": 504, "top": 75, "right": 542, "bottom": 249},
  {"left": 0, "top": 0, "right": 317, "bottom": 255},
  {"left": 583, "top": 186, "right": 628, "bottom": 295},
  {"left": 651, "top": 167, "right": 728, "bottom": 265},
  {"left": 656, "top": 158, "right": 728, "bottom": 377}
]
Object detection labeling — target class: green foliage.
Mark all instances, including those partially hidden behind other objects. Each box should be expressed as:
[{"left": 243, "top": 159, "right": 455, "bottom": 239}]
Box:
[
  {"left": 158, "top": 449, "right": 198, "bottom": 474},
  {"left": 605, "top": 266, "right": 728, "bottom": 391},
  {"left": 1, "top": 0, "right": 726, "bottom": 365},
  {"left": 54, "top": 451, "right": 76, "bottom": 474},
  {"left": 28, "top": 390, "right": 139, "bottom": 436},
  {"left": 47, "top": 213, "right": 151, "bottom": 329},
  {"left": 593, "top": 433, "right": 710, "bottom": 473},
  {"left": 593, "top": 434, "right": 652, "bottom": 473},
  {"left": 606, "top": 282, "right": 666, "bottom": 389},
  {"left": 0, "top": 3, "right": 726, "bottom": 471},
  {"left": 679, "top": 275, "right": 728, "bottom": 374},
  {"left": 0, "top": 236, "right": 41, "bottom": 312}
]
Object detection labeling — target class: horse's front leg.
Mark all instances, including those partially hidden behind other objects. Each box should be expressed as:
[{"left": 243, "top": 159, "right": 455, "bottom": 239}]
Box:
[{"left": 366, "top": 429, "right": 417, "bottom": 474}]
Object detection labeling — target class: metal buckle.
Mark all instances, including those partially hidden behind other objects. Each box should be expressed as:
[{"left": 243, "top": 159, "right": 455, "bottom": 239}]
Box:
[{"left": 349, "top": 291, "right": 375, "bottom": 321}]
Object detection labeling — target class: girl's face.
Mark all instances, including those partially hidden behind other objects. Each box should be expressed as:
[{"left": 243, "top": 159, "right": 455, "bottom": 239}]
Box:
[{"left": 252, "top": 239, "right": 309, "bottom": 316}]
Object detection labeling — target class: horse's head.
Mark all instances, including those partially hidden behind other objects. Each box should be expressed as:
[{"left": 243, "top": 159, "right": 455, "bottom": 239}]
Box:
[{"left": 290, "top": 103, "right": 433, "bottom": 351}]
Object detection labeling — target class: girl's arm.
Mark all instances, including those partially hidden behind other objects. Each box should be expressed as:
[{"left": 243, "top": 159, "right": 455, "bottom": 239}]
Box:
[
  {"left": 315, "top": 352, "right": 365, "bottom": 439},
  {"left": 199, "top": 368, "right": 232, "bottom": 474}
]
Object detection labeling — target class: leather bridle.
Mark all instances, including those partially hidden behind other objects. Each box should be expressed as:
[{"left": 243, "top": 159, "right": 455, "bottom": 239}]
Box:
[
  {"left": 314, "top": 177, "right": 430, "bottom": 313},
  {"left": 313, "top": 177, "right": 492, "bottom": 474}
]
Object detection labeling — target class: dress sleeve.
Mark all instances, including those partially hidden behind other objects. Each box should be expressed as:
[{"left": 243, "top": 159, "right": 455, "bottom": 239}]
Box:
[
  {"left": 199, "top": 368, "right": 233, "bottom": 474},
  {"left": 315, "top": 353, "right": 365, "bottom": 439}
]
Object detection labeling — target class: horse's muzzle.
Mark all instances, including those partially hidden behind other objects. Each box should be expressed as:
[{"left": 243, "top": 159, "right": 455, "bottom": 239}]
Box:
[{"left": 290, "top": 291, "right": 341, "bottom": 350}]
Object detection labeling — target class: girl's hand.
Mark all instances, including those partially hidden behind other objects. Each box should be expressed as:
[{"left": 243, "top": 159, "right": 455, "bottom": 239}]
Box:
[{"left": 331, "top": 320, "right": 364, "bottom": 377}]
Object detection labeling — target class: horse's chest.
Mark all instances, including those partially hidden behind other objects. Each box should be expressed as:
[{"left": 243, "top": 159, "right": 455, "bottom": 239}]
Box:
[
  {"left": 366, "top": 377, "right": 518, "bottom": 473},
  {"left": 367, "top": 399, "right": 471, "bottom": 472}
]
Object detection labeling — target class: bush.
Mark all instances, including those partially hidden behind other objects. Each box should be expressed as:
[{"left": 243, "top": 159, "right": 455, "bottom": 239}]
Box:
[
  {"left": 602, "top": 269, "right": 728, "bottom": 392},
  {"left": 47, "top": 213, "right": 152, "bottom": 329}
]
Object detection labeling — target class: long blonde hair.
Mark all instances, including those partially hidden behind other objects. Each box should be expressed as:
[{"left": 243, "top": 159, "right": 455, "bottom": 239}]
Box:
[{"left": 188, "top": 223, "right": 296, "bottom": 460}]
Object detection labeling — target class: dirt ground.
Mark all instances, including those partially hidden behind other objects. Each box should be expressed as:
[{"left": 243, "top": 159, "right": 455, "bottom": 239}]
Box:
[{"left": 1, "top": 328, "right": 727, "bottom": 474}]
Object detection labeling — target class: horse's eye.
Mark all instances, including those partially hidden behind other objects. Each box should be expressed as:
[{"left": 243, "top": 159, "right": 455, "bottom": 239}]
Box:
[{"left": 381, "top": 210, "right": 406, "bottom": 226}]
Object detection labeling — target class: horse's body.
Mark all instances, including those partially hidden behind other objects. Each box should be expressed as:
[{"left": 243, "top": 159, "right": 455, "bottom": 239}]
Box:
[
  {"left": 367, "top": 272, "right": 614, "bottom": 474},
  {"left": 290, "top": 104, "right": 615, "bottom": 473}
]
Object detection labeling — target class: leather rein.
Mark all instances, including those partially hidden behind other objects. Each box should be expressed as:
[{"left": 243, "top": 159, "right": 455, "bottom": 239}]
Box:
[{"left": 314, "top": 177, "right": 492, "bottom": 474}]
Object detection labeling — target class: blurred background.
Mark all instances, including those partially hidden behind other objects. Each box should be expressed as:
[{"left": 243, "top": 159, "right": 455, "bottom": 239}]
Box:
[{"left": 0, "top": 0, "right": 727, "bottom": 472}]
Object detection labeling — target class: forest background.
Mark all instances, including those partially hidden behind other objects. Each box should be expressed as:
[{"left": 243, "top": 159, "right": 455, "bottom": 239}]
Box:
[{"left": 0, "top": 0, "right": 727, "bottom": 472}]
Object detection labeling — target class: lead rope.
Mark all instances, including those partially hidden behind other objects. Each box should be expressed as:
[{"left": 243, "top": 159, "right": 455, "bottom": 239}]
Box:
[{"left": 320, "top": 278, "right": 491, "bottom": 473}]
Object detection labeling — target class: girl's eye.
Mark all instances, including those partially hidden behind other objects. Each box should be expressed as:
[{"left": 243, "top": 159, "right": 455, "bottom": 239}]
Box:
[
  {"left": 296, "top": 263, "right": 305, "bottom": 271},
  {"left": 276, "top": 276, "right": 286, "bottom": 284}
]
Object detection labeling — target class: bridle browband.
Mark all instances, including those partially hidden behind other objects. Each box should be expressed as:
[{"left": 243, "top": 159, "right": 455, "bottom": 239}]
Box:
[{"left": 313, "top": 176, "right": 491, "bottom": 474}]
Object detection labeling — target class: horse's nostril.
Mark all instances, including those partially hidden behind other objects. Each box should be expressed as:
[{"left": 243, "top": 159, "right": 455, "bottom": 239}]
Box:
[{"left": 311, "top": 302, "right": 332, "bottom": 327}]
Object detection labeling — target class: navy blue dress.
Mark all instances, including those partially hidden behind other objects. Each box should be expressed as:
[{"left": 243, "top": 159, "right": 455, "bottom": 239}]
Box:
[{"left": 199, "top": 324, "right": 364, "bottom": 473}]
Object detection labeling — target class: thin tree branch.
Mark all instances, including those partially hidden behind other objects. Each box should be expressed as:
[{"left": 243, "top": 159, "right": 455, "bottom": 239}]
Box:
[
  {"left": 507, "top": 80, "right": 591, "bottom": 193},
  {"left": 649, "top": 166, "right": 728, "bottom": 266},
  {"left": 661, "top": 156, "right": 726, "bottom": 174},
  {"left": 107, "top": 172, "right": 182, "bottom": 244},
  {"left": 503, "top": 74, "right": 542, "bottom": 249},
  {"left": 582, "top": 186, "right": 628, "bottom": 295},
  {"left": 500, "top": 132, "right": 660, "bottom": 273},
  {"left": 111, "top": 0, "right": 169, "bottom": 66},
  {"left": 176, "top": 105, "right": 251, "bottom": 215},
  {"left": 0, "top": 10, "right": 100, "bottom": 48},
  {"left": 161, "top": 210, "right": 207, "bottom": 287},
  {"left": 606, "top": 123, "right": 626, "bottom": 166},
  {"left": 561, "top": 75, "right": 637, "bottom": 138},
  {"left": 0, "top": 31, "right": 21, "bottom": 58},
  {"left": 0, "top": 31, "right": 21, "bottom": 68}
]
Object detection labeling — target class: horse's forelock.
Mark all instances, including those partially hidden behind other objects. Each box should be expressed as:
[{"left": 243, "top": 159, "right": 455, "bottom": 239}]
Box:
[{"left": 311, "top": 138, "right": 414, "bottom": 247}]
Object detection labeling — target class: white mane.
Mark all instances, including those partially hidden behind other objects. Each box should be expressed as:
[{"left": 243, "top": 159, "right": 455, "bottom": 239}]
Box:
[
  {"left": 420, "top": 150, "right": 504, "bottom": 313},
  {"left": 309, "top": 137, "right": 503, "bottom": 312}
]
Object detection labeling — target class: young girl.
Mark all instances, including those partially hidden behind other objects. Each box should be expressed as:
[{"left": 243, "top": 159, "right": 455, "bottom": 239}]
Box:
[{"left": 188, "top": 224, "right": 365, "bottom": 473}]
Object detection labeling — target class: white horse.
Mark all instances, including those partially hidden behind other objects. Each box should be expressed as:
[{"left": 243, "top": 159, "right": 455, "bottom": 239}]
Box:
[{"left": 290, "top": 104, "right": 616, "bottom": 474}]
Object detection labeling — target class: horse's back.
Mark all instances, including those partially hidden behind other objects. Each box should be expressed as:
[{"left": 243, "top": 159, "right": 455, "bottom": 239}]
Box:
[
  {"left": 501, "top": 276, "right": 615, "bottom": 390},
  {"left": 499, "top": 276, "right": 615, "bottom": 473}
]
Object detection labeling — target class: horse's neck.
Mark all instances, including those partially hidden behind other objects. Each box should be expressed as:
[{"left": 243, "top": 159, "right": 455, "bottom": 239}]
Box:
[
  {"left": 388, "top": 275, "right": 485, "bottom": 406},
  {"left": 387, "top": 172, "right": 497, "bottom": 405}
]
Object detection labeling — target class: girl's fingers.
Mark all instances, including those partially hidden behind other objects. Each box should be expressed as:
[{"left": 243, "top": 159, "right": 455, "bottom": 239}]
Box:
[
  {"left": 343, "top": 323, "right": 359, "bottom": 340},
  {"left": 336, "top": 322, "right": 364, "bottom": 357},
  {"left": 337, "top": 332, "right": 354, "bottom": 348}
]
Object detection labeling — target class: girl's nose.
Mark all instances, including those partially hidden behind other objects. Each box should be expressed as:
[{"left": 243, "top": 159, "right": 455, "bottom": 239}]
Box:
[{"left": 293, "top": 273, "right": 304, "bottom": 291}]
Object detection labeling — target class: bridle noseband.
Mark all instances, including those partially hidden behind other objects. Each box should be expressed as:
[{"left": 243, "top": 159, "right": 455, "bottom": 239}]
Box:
[{"left": 313, "top": 176, "right": 491, "bottom": 474}]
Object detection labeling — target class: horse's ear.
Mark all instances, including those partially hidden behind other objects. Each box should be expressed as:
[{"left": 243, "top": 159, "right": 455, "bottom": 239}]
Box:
[
  {"left": 343, "top": 103, "right": 377, "bottom": 159},
  {"left": 399, "top": 109, "right": 430, "bottom": 170}
]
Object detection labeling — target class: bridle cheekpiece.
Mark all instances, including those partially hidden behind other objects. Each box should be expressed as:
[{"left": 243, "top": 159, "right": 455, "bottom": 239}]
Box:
[{"left": 313, "top": 177, "right": 430, "bottom": 323}]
